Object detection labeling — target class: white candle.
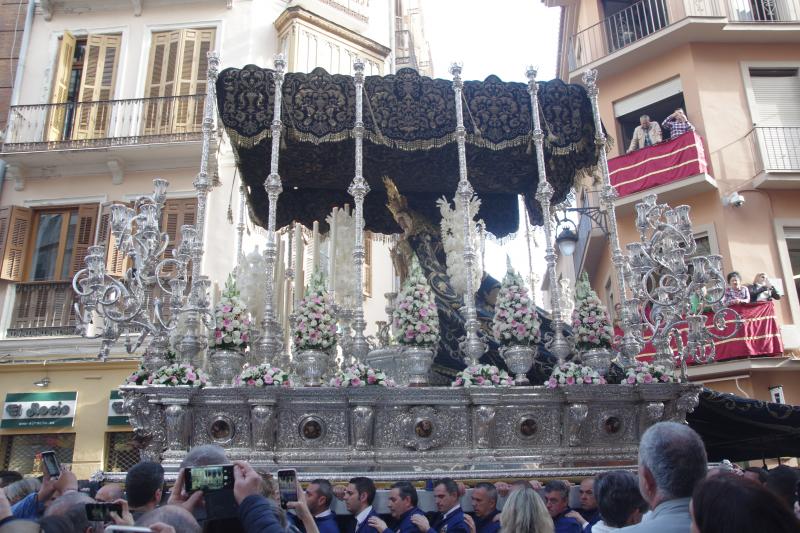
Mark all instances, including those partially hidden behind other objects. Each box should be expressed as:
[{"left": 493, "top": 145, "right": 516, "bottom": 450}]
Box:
[
  {"left": 275, "top": 237, "right": 285, "bottom": 324},
  {"left": 312, "top": 220, "right": 320, "bottom": 271},
  {"left": 329, "top": 208, "right": 337, "bottom": 293},
  {"left": 294, "top": 223, "right": 303, "bottom": 292}
]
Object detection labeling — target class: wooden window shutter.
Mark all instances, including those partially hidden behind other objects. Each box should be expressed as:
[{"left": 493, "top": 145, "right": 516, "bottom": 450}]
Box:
[
  {"left": 175, "top": 28, "right": 216, "bottom": 132},
  {"left": 144, "top": 30, "right": 181, "bottom": 135},
  {"left": 161, "top": 198, "right": 197, "bottom": 272},
  {"left": 46, "top": 31, "right": 76, "bottom": 142},
  {"left": 73, "top": 34, "right": 121, "bottom": 140},
  {"left": 68, "top": 204, "right": 99, "bottom": 277},
  {"left": 97, "top": 204, "right": 128, "bottom": 277},
  {"left": 0, "top": 206, "right": 32, "bottom": 282}
]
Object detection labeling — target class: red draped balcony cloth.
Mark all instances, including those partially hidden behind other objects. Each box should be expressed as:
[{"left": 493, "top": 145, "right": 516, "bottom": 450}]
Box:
[
  {"left": 609, "top": 131, "right": 709, "bottom": 197},
  {"left": 612, "top": 301, "right": 784, "bottom": 365}
]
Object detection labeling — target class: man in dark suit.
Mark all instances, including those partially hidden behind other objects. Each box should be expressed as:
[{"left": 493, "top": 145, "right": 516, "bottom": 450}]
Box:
[
  {"left": 344, "top": 476, "right": 379, "bottom": 533},
  {"left": 292, "top": 478, "right": 339, "bottom": 533},
  {"left": 368, "top": 481, "right": 425, "bottom": 533},
  {"left": 470, "top": 483, "right": 500, "bottom": 533},
  {"left": 544, "top": 481, "right": 582, "bottom": 533},
  {"left": 410, "top": 478, "right": 468, "bottom": 533}
]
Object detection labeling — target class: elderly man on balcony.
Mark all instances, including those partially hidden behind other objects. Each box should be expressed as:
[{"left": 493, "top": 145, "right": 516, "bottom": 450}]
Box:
[{"left": 628, "top": 115, "right": 662, "bottom": 153}]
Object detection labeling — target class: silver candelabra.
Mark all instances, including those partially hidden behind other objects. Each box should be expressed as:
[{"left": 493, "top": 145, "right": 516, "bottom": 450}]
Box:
[
  {"left": 72, "top": 179, "right": 212, "bottom": 370},
  {"left": 623, "top": 194, "right": 741, "bottom": 377}
]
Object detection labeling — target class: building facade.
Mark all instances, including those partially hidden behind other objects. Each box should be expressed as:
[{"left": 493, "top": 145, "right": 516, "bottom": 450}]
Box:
[
  {"left": 546, "top": 0, "right": 800, "bottom": 405},
  {"left": 0, "top": 0, "right": 430, "bottom": 478}
]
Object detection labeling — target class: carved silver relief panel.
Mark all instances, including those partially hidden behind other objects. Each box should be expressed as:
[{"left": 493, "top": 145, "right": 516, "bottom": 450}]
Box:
[
  {"left": 278, "top": 409, "right": 347, "bottom": 448},
  {"left": 192, "top": 408, "right": 250, "bottom": 448},
  {"left": 494, "top": 406, "right": 562, "bottom": 447}
]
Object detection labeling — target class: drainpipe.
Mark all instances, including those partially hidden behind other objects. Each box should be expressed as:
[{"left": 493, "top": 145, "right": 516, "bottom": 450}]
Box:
[
  {"left": 0, "top": 160, "right": 6, "bottom": 205},
  {"left": 10, "top": 0, "right": 36, "bottom": 107}
]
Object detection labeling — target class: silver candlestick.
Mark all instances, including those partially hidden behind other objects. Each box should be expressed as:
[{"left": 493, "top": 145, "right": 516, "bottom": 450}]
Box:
[
  {"left": 582, "top": 69, "right": 641, "bottom": 366},
  {"left": 450, "top": 62, "right": 486, "bottom": 367},
  {"left": 624, "top": 194, "right": 741, "bottom": 378},
  {"left": 526, "top": 66, "right": 570, "bottom": 363},
  {"left": 348, "top": 57, "right": 371, "bottom": 363},
  {"left": 252, "top": 54, "right": 287, "bottom": 363}
]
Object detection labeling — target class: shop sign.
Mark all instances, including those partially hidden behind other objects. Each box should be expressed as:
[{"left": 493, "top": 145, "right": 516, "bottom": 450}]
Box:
[
  {"left": 2, "top": 392, "right": 77, "bottom": 428},
  {"left": 107, "top": 390, "right": 129, "bottom": 426}
]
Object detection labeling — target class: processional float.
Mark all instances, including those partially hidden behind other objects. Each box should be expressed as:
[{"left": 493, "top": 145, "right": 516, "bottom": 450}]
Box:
[{"left": 71, "top": 51, "right": 741, "bottom": 478}]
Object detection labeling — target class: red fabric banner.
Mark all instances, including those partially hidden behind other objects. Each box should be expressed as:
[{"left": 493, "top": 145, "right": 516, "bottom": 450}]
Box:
[
  {"left": 608, "top": 131, "right": 708, "bottom": 197},
  {"left": 614, "top": 301, "right": 784, "bottom": 365}
]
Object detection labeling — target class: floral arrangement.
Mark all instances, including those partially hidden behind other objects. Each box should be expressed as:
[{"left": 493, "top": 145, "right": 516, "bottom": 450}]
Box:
[
  {"left": 624, "top": 361, "right": 681, "bottom": 384},
  {"left": 492, "top": 260, "right": 540, "bottom": 346},
  {"left": 125, "top": 365, "right": 152, "bottom": 386},
  {"left": 212, "top": 274, "right": 252, "bottom": 350},
  {"left": 329, "top": 363, "right": 395, "bottom": 388},
  {"left": 235, "top": 363, "right": 292, "bottom": 387},
  {"left": 452, "top": 364, "right": 514, "bottom": 387},
  {"left": 293, "top": 271, "right": 338, "bottom": 352},
  {"left": 545, "top": 362, "right": 606, "bottom": 388},
  {"left": 571, "top": 272, "right": 615, "bottom": 351},
  {"left": 393, "top": 258, "right": 440, "bottom": 347},
  {"left": 149, "top": 363, "right": 208, "bottom": 387},
  {"left": 437, "top": 194, "right": 483, "bottom": 298}
]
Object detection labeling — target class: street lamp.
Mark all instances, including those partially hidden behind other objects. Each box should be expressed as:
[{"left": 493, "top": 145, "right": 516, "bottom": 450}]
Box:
[{"left": 553, "top": 204, "right": 609, "bottom": 257}]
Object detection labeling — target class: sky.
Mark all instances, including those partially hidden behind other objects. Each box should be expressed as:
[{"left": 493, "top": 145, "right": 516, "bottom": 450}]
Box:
[{"left": 420, "top": 0, "right": 562, "bottom": 296}]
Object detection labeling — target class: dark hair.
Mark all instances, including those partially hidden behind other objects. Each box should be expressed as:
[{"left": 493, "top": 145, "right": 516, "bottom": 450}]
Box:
[
  {"left": 727, "top": 271, "right": 741, "bottom": 283},
  {"left": 544, "top": 480, "right": 570, "bottom": 501},
  {"left": 0, "top": 470, "right": 23, "bottom": 488},
  {"left": 392, "top": 481, "right": 418, "bottom": 506},
  {"left": 310, "top": 478, "right": 334, "bottom": 508},
  {"left": 692, "top": 473, "right": 800, "bottom": 533},
  {"left": 433, "top": 478, "right": 459, "bottom": 497},
  {"left": 766, "top": 465, "right": 800, "bottom": 509},
  {"left": 137, "top": 504, "right": 202, "bottom": 533},
  {"left": 744, "top": 467, "right": 768, "bottom": 484},
  {"left": 474, "top": 482, "right": 498, "bottom": 503},
  {"left": 594, "top": 470, "right": 648, "bottom": 528},
  {"left": 125, "top": 461, "right": 165, "bottom": 508},
  {"left": 62, "top": 504, "right": 91, "bottom": 533},
  {"left": 349, "top": 476, "right": 377, "bottom": 505}
]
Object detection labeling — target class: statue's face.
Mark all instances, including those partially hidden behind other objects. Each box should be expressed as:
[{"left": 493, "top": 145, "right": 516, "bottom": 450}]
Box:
[{"left": 486, "top": 287, "right": 500, "bottom": 306}]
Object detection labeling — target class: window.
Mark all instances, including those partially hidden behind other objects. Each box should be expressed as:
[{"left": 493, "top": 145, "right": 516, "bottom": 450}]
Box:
[
  {"left": 104, "top": 432, "right": 140, "bottom": 472},
  {"left": 786, "top": 229, "right": 800, "bottom": 306},
  {"left": 25, "top": 205, "right": 98, "bottom": 282},
  {"left": 616, "top": 92, "right": 687, "bottom": 153},
  {"left": 1, "top": 434, "right": 75, "bottom": 476},
  {"left": 748, "top": 68, "right": 800, "bottom": 171},
  {"left": 48, "top": 32, "right": 121, "bottom": 141},
  {"left": 144, "top": 28, "right": 216, "bottom": 135}
]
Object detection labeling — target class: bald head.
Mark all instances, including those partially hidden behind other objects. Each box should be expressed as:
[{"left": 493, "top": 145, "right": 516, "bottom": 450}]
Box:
[{"left": 95, "top": 483, "right": 125, "bottom": 503}]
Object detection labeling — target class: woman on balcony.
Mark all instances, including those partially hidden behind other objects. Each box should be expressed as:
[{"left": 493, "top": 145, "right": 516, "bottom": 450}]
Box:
[
  {"left": 724, "top": 271, "right": 750, "bottom": 305},
  {"left": 749, "top": 272, "right": 782, "bottom": 302}
]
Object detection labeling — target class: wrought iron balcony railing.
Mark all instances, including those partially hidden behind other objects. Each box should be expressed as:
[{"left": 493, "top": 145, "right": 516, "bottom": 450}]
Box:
[
  {"left": 755, "top": 126, "right": 800, "bottom": 172},
  {"left": 569, "top": 0, "right": 799, "bottom": 70},
  {"left": 7, "top": 281, "right": 78, "bottom": 338},
  {"left": 2, "top": 94, "right": 206, "bottom": 152}
]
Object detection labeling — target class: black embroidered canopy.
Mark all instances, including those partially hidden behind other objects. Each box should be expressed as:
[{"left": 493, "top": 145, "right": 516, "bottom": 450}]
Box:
[{"left": 216, "top": 66, "right": 601, "bottom": 237}]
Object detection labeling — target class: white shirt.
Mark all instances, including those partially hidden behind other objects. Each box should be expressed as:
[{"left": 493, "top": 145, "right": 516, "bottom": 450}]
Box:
[
  {"left": 356, "top": 506, "right": 374, "bottom": 529},
  {"left": 443, "top": 505, "right": 461, "bottom": 520},
  {"left": 316, "top": 509, "right": 332, "bottom": 519}
]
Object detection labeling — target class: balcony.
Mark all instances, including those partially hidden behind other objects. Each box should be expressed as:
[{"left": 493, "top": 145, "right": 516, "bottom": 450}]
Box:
[
  {"left": 752, "top": 127, "right": 800, "bottom": 187},
  {"left": 568, "top": 0, "right": 800, "bottom": 75},
  {"left": 608, "top": 131, "right": 717, "bottom": 213},
  {"left": 2, "top": 94, "right": 205, "bottom": 153},
  {"left": 7, "top": 282, "right": 78, "bottom": 338}
]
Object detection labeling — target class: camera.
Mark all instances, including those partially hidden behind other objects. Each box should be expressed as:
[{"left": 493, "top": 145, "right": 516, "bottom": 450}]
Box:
[{"left": 726, "top": 192, "right": 745, "bottom": 207}]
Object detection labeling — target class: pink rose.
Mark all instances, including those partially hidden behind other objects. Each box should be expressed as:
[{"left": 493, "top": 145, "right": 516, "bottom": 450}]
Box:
[
  {"left": 351, "top": 378, "right": 362, "bottom": 386},
  {"left": 476, "top": 376, "right": 485, "bottom": 385},
  {"left": 566, "top": 376, "right": 575, "bottom": 385},
  {"left": 367, "top": 375, "right": 376, "bottom": 384},
  {"left": 583, "top": 376, "right": 593, "bottom": 384},
  {"left": 644, "top": 374, "right": 653, "bottom": 384},
  {"left": 264, "top": 375, "right": 274, "bottom": 384},
  {"left": 627, "top": 375, "right": 636, "bottom": 384},
  {"left": 547, "top": 378, "right": 557, "bottom": 388}
]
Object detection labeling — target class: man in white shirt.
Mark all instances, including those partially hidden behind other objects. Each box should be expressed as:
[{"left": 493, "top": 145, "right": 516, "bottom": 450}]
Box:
[
  {"left": 344, "top": 476, "right": 378, "bottom": 533},
  {"left": 410, "top": 478, "right": 468, "bottom": 533}
]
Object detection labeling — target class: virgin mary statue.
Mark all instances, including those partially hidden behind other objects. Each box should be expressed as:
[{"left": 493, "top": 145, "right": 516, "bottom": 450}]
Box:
[{"left": 383, "top": 177, "right": 504, "bottom": 377}]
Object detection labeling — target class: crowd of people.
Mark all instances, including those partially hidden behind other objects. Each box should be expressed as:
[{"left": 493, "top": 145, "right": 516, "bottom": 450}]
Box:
[
  {"left": 627, "top": 108, "right": 694, "bottom": 153},
  {"left": 1, "top": 422, "right": 799, "bottom": 533}
]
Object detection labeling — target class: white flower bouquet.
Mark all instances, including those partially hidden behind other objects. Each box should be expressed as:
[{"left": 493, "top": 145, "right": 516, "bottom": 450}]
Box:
[
  {"left": 211, "top": 274, "right": 252, "bottom": 350},
  {"left": 545, "top": 362, "right": 606, "bottom": 388},
  {"left": 125, "top": 365, "right": 152, "bottom": 386},
  {"left": 624, "top": 361, "right": 681, "bottom": 384},
  {"left": 572, "top": 273, "right": 615, "bottom": 352},
  {"left": 329, "top": 363, "right": 395, "bottom": 387},
  {"left": 393, "top": 259, "right": 440, "bottom": 347},
  {"left": 235, "top": 363, "right": 293, "bottom": 387},
  {"left": 452, "top": 364, "right": 514, "bottom": 387},
  {"left": 492, "top": 263, "right": 540, "bottom": 346},
  {"left": 293, "top": 271, "right": 338, "bottom": 352},
  {"left": 149, "top": 363, "right": 208, "bottom": 387}
]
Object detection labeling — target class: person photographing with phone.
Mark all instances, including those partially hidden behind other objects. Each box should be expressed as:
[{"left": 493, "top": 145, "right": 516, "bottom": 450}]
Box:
[
  {"left": 11, "top": 452, "right": 78, "bottom": 521},
  {"left": 289, "top": 477, "right": 337, "bottom": 533}
]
